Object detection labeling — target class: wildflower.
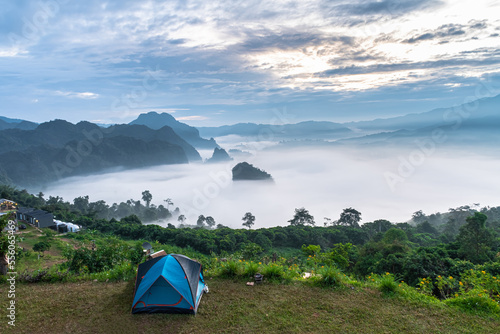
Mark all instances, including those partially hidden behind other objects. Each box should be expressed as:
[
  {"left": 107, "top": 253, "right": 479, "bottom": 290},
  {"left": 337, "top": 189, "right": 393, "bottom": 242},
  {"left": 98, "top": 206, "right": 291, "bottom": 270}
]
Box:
[
  {"left": 455, "top": 294, "right": 458, "bottom": 297},
  {"left": 421, "top": 281, "right": 424, "bottom": 285},
  {"left": 386, "top": 272, "right": 390, "bottom": 275},
  {"left": 449, "top": 276, "right": 453, "bottom": 280},
  {"left": 481, "top": 271, "right": 486, "bottom": 275},
  {"left": 258, "top": 262, "right": 261, "bottom": 264},
  {"left": 438, "top": 275, "right": 441, "bottom": 278},
  {"left": 459, "top": 281, "right": 463, "bottom": 286}
]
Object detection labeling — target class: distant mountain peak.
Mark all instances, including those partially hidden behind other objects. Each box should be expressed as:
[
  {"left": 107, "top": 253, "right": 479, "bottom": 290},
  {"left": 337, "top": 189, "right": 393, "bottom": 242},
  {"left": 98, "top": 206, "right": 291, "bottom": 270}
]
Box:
[
  {"left": 130, "top": 111, "right": 218, "bottom": 149},
  {"left": 206, "top": 147, "right": 233, "bottom": 163}
]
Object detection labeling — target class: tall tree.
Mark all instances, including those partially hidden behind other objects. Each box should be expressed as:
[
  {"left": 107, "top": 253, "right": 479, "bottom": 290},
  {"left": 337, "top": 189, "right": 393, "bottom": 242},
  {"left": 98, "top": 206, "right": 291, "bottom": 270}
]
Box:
[
  {"left": 288, "top": 208, "right": 315, "bottom": 226},
  {"left": 141, "top": 190, "right": 152, "bottom": 207},
  {"left": 197, "top": 215, "right": 206, "bottom": 227},
  {"left": 242, "top": 212, "right": 256, "bottom": 229},
  {"left": 457, "top": 212, "right": 495, "bottom": 263},
  {"left": 164, "top": 198, "right": 173, "bottom": 210},
  {"left": 205, "top": 216, "right": 216, "bottom": 228},
  {"left": 177, "top": 214, "right": 186, "bottom": 223},
  {"left": 338, "top": 207, "right": 362, "bottom": 228}
]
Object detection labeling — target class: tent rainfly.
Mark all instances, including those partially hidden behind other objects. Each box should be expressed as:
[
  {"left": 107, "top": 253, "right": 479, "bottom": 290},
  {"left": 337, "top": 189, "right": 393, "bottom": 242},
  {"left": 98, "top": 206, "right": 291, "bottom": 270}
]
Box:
[{"left": 132, "top": 254, "right": 207, "bottom": 314}]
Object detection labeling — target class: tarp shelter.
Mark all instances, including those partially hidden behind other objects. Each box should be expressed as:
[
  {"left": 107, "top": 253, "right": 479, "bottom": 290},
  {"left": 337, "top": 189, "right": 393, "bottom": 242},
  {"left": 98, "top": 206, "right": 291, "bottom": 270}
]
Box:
[{"left": 132, "top": 254, "right": 207, "bottom": 314}]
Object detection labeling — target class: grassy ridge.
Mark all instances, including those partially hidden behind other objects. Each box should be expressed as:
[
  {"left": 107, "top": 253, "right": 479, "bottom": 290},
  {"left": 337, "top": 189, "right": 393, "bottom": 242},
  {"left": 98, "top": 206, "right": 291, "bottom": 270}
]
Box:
[{"left": 2, "top": 279, "right": 499, "bottom": 334}]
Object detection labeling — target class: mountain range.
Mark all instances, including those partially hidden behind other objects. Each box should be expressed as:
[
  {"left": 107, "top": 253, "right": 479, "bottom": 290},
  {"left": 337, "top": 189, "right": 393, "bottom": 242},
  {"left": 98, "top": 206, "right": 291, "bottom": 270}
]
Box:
[
  {"left": 1, "top": 93, "right": 498, "bottom": 187},
  {"left": 129, "top": 112, "right": 218, "bottom": 149},
  {"left": 198, "top": 120, "right": 354, "bottom": 140},
  {"left": 0, "top": 119, "right": 201, "bottom": 187}
]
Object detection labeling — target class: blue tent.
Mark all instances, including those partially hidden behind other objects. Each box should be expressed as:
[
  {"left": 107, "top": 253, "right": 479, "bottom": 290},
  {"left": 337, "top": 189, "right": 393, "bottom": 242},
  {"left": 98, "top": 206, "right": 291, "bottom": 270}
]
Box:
[{"left": 132, "top": 254, "right": 207, "bottom": 314}]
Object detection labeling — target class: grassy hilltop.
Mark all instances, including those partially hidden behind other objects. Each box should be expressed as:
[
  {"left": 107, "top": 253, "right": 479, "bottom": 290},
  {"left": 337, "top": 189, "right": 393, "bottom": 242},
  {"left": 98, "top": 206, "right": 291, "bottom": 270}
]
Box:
[{"left": 1, "top": 224, "right": 499, "bottom": 334}]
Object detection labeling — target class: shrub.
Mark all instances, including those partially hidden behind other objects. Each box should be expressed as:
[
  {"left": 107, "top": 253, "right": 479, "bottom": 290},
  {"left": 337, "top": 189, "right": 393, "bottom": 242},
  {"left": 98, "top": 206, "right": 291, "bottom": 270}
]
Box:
[
  {"left": 311, "top": 266, "right": 344, "bottom": 288},
  {"left": 444, "top": 290, "right": 500, "bottom": 314},
  {"left": 379, "top": 273, "right": 398, "bottom": 296},
  {"left": 243, "top": 261, "right": 260, "bottom": 277},
  {"left": 260, "top": 263, "right": 285, "bottom": 282},
  {"left": 218, "top": 260, "right": 242, "bottom": 278}
]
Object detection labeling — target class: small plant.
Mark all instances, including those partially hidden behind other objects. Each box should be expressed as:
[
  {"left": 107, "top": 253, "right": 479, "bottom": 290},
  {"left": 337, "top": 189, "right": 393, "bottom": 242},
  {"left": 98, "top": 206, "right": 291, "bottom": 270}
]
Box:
[
  {"left": 311, "top": 266, "right": 344, "bottom": 288},
  {"left": 243, "top": 261, "right": 260, "bottom": 277},
  {"left": 379, "top": 273, "right": 398, "bottom": 296},
  {"left": 260, "top": 263, "right": 285, "bottom": 282},
  {"left": 218, "top": 260, "right": 242, "bottom": 278}
]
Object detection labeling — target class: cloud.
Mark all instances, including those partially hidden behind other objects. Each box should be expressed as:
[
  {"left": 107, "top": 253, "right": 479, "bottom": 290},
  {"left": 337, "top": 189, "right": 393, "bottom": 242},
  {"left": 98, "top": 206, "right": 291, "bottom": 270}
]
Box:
[
  {"left": 404, "top": 21, "right": 489, "bottom": 44},
  {"left": 177, "top": 115, "right": 209, "bottom": 121},
  {"left": 54, "top": 91, "right": 99, "bottom": 99},
  {"left": 319, "top": 0, "right": 444, "bottom": 25}
]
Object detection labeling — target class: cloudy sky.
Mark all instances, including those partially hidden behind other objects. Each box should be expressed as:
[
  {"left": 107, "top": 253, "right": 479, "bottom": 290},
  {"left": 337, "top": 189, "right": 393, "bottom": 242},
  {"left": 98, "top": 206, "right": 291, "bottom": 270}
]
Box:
[{"left": 1, "top": 0, "right": 500, "bottom": 126}]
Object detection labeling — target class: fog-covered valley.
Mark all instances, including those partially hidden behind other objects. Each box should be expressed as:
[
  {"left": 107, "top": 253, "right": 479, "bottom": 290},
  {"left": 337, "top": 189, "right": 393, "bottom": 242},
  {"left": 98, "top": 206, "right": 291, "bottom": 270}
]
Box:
[{"left": 39, "top": 135, "right": 500, "bottom": 228}]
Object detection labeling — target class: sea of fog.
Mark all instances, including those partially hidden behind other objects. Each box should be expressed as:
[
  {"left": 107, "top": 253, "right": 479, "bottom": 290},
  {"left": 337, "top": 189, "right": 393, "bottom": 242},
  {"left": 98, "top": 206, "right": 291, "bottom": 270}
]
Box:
[{"left": 39, "top": 137, "right": 500, "bottom": 228}]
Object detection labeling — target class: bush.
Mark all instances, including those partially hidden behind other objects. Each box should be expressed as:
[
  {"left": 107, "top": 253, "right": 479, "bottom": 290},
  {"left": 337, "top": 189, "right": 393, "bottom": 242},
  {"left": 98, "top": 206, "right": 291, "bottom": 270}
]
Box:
[
  {"left": 444, "top": 290, "right": 500, "bottom": 314},
  {"left": 260, "top": 263, "right": 285, "bottom": 282},
  {"left": 311, "top": 266, "right": 344, "bottom": 288},
  {"left": 379, "top": 273, "right": 398, "bottom": 296},
  {"left": 243, "top": 261, "right": 260, "bottom": 277},
  {"left": 218, "top": 260, "right": 242, "bottom": 278}
]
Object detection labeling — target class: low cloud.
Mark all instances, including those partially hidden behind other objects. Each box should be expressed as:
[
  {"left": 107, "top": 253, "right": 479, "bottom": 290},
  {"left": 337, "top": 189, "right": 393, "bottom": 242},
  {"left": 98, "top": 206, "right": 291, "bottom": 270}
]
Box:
[{"left": 40, "top": 141, "right": 500, "bottom": 229}]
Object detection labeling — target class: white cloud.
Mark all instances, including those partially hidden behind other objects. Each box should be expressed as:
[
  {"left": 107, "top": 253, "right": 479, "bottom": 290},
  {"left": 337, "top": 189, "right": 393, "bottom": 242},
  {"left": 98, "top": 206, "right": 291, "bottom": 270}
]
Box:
[
  {"left": 177, "top": 115, "right": 209, "bottom": 121},
  {"left": 53, "top": 91, "right": 99, "bottom": 99}
]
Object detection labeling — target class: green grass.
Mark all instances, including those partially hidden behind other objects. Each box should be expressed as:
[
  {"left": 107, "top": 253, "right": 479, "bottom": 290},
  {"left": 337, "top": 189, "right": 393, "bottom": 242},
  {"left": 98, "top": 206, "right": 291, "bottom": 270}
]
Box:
[{"left": 1, "top": 279, "right": 499, "bottom": 334}]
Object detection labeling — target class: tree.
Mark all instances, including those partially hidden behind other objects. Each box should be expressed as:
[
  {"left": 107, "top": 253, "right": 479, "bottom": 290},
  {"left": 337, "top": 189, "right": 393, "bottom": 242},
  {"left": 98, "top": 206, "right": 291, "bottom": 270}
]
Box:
[
  {"left": 205, "top": 216, "right": 216, "bottom": 228},
  {"left": 457, "top": 212, "right": 495, "bottom": 263},
  {"left": 412, "top": 210, "right": 426, "bottom": 224},
  {"left": 141, "top": 190, "right": 152, "bottom": 207},
  {"left": 177, "top": 214, "right": 186, "bottom": 223},
  {"left": 120, "top": 214, "right": 142, "bottom": 225},
  {"left": 242, "top": 212, "right": 256, "bottom": 229},
  {"left": 288, "top": 208, "right": 315, "bottom": 226},
  {"left": 164, "top": 198, "right": 173, "bottom": 209},
  {"left": 338, "top": 207, "right": 362, "bottom": 228},
  {"left": 197, "top": 215, "right": 206, "bottom": 227}
]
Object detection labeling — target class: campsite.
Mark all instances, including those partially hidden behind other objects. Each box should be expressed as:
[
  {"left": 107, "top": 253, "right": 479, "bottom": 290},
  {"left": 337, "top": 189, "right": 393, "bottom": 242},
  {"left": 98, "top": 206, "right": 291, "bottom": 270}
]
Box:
[{"left": 1, "top": 200, "right": 500, "bottom": 333}]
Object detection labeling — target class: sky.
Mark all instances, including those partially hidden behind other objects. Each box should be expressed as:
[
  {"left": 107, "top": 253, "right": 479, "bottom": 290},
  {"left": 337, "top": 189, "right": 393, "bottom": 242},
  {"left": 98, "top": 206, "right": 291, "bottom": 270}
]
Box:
[{"left": 1, "top": 0, "right": 500, "bottom": 126}]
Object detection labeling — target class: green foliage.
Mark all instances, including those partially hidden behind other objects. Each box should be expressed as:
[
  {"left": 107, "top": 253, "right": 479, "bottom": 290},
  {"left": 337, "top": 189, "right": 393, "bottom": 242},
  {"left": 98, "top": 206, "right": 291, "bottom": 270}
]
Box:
[
  {"left": 457, "top": 212, "right": 496, "bottom": 263},
  {"left": 33, "top": 241, "right": 51, "bottom": 254},
  {"left": 288, "top": 208, "right": 315, "bottom": 226},
  {"left": 311, "top": 266, "right": 344, "bottom": 288},
  {"left": 260, "top": 262, "right": 286, "bottom": 282},
  {"left": 218, "top": 260, "right": 242, "bottom": 278},
  {"left": 382, "top": 228, "right": 408, "bottom": 244},
  {"left": 243, "top": 261, "right": 260, "bottom": 277},
  {"left": 64, "top": 244, "right": 129, "bottom": 273},
  {"left": 444, "top": 292, "right": 500, "bottom": 314},
  {"left": 379, "top": 273, "right": 399, "bottom": 296},
  {"left": 301, "top": 244, "right": 321, "bottom": 257},
  {"left": 241, "top": 242, "right": 263, "bottom": 260},
  {"left": 322, "top": 243, "right": 353, "bottom": 269},
  {"left": 337, "top": 207, "right": 362, "bottom": 228}
]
